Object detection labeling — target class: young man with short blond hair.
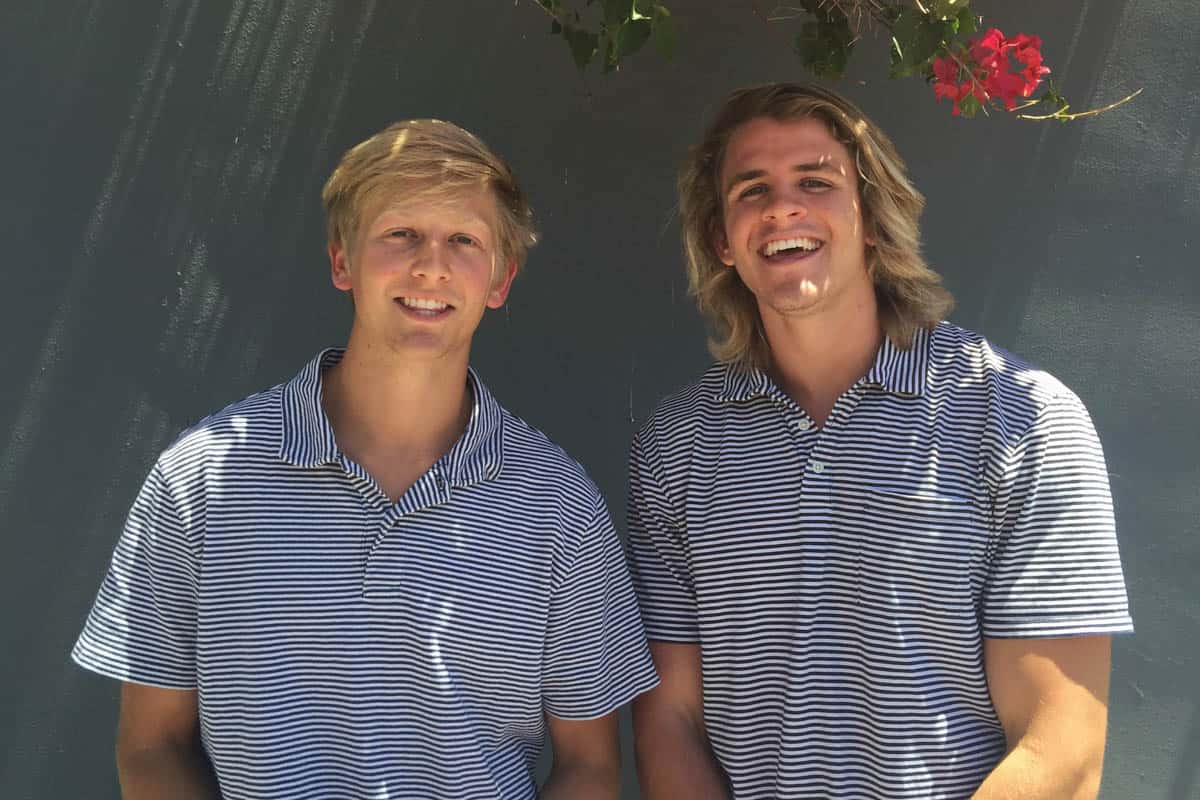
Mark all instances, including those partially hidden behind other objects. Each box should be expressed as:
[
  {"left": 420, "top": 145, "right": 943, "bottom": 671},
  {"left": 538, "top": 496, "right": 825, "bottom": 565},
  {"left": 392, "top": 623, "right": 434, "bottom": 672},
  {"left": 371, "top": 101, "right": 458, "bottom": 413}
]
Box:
[{"left": 75, "top": 119, "right": 657, "bottom": 800}]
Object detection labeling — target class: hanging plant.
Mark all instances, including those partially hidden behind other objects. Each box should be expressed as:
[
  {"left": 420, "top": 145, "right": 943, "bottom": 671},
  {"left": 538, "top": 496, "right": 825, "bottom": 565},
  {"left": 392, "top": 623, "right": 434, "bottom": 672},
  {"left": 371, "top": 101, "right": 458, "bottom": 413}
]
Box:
[
  {"left": 531, "top": 0, "right": 676, "bottom": 73},
  {"left": 528, "top": 0, "right": 1141, "bottom": 121}
]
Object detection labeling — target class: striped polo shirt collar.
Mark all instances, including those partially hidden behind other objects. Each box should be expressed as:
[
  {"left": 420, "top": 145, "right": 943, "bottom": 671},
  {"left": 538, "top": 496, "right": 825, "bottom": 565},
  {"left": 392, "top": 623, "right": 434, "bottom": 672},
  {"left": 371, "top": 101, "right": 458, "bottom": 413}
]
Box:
[
  {"left": 717, "top": 325, "right": 932, "bottom": 403},
  {"left": 862, "top": 324, "right": 931, "bottom": 397},
  {"left": 716, "top": 360, "right": 773, "bottom": 403},
  {"left": 278, "top": 348, "right": 504, "bottom": 487}
]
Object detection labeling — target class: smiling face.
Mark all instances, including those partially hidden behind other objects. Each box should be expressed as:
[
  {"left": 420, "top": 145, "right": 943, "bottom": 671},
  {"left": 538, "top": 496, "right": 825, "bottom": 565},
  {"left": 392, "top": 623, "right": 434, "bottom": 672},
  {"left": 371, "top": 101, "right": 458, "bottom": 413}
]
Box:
[
  {"left": 716, "top": 115, "right": 875, "bottom": 326},
  {"left": 329, "top": 186, "right": 516, "bottom": 364}
]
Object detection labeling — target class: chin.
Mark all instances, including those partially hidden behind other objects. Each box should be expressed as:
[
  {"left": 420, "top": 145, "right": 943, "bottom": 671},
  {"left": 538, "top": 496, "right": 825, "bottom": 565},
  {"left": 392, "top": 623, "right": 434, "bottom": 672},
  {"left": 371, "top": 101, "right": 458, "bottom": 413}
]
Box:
[{"left": 382, "top": 334, "right": 444, "bottom": 355}]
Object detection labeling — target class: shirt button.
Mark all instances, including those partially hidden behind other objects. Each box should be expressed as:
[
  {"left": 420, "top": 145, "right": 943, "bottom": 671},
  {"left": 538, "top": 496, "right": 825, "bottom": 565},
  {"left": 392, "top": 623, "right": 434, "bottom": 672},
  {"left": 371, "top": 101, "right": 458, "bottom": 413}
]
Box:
[
  {"left": 810, "top": 460, "right": 826, "bottom": 474},
  {"left": 797, "top": 418, "right": 813, "bottom": 431},
  {"left": 435, "top": 475, "right": 446, "bottom": 489}
]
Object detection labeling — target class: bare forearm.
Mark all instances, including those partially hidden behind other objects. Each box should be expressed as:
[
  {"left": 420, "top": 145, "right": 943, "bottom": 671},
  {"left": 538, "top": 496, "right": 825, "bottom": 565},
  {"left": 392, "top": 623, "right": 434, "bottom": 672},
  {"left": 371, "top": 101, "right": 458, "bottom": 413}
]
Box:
[
  {"left": 118, "top": 743, "right": 221, "bottom": 800},
  {"left": 635, "top": 721, "right": 729, "bottom": 800},
  {"left": 972, "top": 742, "right": 1103, "bottom": 800},
  {"left": 540, "top": 763, "right": 619, "bottom": 800}
]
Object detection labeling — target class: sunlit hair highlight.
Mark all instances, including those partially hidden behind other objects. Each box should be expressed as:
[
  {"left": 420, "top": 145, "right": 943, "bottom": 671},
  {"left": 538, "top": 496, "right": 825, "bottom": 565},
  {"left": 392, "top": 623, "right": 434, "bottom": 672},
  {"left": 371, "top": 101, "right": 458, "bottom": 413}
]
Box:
[
  {"left": 679, "top": 83, "right": 954, "bottom": 368},
  {"left": 322, "top": 119, "right": 538, "bottom": 273}
]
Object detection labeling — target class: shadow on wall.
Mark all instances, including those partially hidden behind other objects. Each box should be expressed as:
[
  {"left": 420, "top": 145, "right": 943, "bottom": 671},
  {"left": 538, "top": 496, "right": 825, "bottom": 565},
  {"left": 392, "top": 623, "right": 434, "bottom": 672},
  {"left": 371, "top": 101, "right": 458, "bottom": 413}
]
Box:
[
  {"left": 1172, "top": 700, "right": 1200, "bottom": 800},
  {"left": 0, "top": 2, "right": 383, "bottom": 797}
]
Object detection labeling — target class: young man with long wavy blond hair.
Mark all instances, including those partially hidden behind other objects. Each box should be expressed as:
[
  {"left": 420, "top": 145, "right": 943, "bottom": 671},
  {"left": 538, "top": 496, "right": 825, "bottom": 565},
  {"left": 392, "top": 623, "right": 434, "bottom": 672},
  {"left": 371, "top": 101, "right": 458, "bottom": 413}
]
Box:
[{"left": 627, "top": 83, "right": 1132, "bottom": 799}]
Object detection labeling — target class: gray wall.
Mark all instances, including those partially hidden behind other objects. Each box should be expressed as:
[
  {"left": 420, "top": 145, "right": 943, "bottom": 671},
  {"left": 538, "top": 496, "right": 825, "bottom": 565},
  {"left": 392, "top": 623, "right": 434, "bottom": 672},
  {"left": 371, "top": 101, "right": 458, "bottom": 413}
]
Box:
[{"left": 1, "top": 1, "right": 1196, "bottom": 797}]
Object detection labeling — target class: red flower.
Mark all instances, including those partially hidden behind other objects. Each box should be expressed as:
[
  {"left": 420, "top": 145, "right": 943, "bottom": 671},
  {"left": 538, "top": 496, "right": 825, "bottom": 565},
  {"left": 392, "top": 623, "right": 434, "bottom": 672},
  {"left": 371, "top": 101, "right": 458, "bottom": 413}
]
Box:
[
  {"left": 931, "top": 56, "right": 959, "bottom": 99},
  {"left": 1007, "top": 33, "right": 1051, "bottom": 93},
  {"left": 985, "top": 68, "right": 1029, "bottom": 110},
  {"left": 1008, "top": 33, "right": 1043, "bottom": 63},
  {"left": 969, "top": 28, "right": 1006, "bottom": 71},
  {"left": 932, "top": 55, "right": 959, "bottom": 85},
  {"left": 931, "top": 55, "right": 972, "bottom": 115},
  {"left": 934, "top": 28, "right": 1052, "bottom": 115}
]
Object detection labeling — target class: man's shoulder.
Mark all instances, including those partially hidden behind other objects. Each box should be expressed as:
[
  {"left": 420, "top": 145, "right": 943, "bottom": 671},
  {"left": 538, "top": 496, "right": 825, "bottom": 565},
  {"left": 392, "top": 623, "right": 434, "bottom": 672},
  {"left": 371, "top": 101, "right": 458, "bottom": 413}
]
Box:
[
  {"left": 931, "top": 322, "right": 1081, "bottom": 415},
  {"left": 497, "top": 406, "right": 604, "bottom": 506},
  {"left": 636, "top": 363, "right": 729, "bottom": 444},
  {"left": 156, "top": 383, "right": 286, "bottom": 478}
]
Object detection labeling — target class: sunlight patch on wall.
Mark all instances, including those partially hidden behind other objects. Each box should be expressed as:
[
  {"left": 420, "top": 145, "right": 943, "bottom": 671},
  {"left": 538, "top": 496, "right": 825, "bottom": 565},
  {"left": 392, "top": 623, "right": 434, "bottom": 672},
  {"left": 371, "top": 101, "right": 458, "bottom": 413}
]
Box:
[
  {"left": 158, "top": 235, "right": 230, "bottom": 375},
  {"left": 0, "top": 0, "right": 201, "bottom": 520}
]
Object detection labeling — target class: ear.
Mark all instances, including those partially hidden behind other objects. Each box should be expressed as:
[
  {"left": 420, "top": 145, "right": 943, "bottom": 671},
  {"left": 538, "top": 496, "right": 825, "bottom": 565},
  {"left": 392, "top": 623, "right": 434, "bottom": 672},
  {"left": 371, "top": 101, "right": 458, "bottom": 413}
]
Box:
[
  {"left": 713, "top": 227, "right": 736, "bottom": 267},
  {"left": 486, "top": 260, "right": 518, "bottom": 309},
  {"left": 329, "top": 242, "right": 353, "bottom": 291}
]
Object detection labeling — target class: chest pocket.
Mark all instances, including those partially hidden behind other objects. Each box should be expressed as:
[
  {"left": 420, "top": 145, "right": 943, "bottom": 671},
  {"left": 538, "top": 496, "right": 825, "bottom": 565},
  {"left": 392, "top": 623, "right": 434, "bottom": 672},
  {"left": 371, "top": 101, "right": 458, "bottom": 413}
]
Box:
[{"left": 839, "top": 486, "right": 988, "bottom": 614}]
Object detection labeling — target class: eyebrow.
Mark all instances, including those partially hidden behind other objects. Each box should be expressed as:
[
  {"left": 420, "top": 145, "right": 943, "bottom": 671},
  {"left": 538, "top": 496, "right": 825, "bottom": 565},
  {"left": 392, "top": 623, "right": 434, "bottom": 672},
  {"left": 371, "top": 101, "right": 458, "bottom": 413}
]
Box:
[
  {"left": 724, "top": 162, "right": 844, "bottom": 195},
  {"left": 373, "top": 209, "right": 491, "bottom": 231}
]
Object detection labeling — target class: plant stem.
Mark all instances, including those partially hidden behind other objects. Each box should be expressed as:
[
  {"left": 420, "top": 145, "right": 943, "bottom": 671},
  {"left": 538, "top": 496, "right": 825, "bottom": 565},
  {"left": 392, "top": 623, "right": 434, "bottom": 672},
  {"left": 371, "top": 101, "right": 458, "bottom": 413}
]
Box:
[
  {"left": 1017, "top": 87, "right": 1143, "bottom": 121},
  {"left": 527, "top": 0, "right": 563, "bottom": 24},
  {"left": 751, "top": 1, "right": 802, "bottom": 51},
  {"left": 946, "top": 45, "right": 991, "bottom": 116}
]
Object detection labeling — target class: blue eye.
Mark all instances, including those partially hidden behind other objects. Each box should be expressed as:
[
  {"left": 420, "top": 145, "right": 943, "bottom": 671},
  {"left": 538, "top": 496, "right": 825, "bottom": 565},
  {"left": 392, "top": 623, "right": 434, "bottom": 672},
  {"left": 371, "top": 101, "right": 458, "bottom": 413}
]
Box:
[{"left": 451, "top": 234, "right": 477, "bottom": 246}]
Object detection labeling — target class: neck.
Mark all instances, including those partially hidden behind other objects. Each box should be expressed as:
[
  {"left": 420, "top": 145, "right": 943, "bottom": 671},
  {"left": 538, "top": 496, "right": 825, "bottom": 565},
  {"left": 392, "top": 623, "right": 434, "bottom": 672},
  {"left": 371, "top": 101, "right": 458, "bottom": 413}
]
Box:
[
  {"left": 761, "top": 284, "right": 882, "bottom": 425},
  {"left": 321, "top": 336, "right": 472, "bottom": 462}
]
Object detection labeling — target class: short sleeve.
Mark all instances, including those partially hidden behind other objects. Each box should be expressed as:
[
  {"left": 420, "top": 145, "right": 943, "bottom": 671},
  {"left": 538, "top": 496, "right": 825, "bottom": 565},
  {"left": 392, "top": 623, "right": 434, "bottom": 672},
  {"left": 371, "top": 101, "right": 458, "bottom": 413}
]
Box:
[
  {"left": 542, "top": 498, "right": 659, "bottom": 719},
  {"left": 625, "top": 429, "right": 699, "bottom": 642},
  {"left": 71, "top": 461, "right": 201, "bottom": 688},
  {"left": 983, "top": 393, "right": 1134, "bottom": 638}
]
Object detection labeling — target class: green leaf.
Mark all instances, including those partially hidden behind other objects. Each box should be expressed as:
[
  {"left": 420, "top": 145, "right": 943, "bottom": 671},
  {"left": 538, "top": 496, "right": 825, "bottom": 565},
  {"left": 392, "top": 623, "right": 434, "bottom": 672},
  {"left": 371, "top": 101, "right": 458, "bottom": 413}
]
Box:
[
  {"left": 614, "top": 17, "right": 652, "bottom": 58},
  {"left": 651, "top": 6, "right": 676, "bottom": 59},
  {"left": 602, "top": 36, "right": 619, "bottom": 72},
  {"left": 930, "top": 0, "right": 968, "bottom": 20},
  {"left": 1037, "top": 82, "right": 1069, "bottom": 113},
  {"left": 602, "top": 0, "right": 629, "bottom": 26},
  {"left": 889, "top": 7, "right": 946, "bottom": 78},
  {"left": 796, "top": 16, "right": 855, "bottom": 80},
  {"left": 956, "top": 6, "right": 977, "bottom": 35},
  {"left": 958, "top": 92, "right": 982, "bottom": 118},
  {"left": 632, "top": 0, "right": 655, "bottom": 20},
  {"left": 561, "top": 24, "right": 599, "bottom": 70}
]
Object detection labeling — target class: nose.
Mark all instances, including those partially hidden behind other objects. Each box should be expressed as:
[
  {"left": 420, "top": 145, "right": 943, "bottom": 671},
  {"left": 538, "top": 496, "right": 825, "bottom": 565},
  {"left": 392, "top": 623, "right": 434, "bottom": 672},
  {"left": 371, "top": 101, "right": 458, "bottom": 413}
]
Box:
[
  {"left": 410, "top": 240, "right": 451, "bottom": 281},
  {"left": 762, "top": 189, "right": 807, "bottom": 222}
]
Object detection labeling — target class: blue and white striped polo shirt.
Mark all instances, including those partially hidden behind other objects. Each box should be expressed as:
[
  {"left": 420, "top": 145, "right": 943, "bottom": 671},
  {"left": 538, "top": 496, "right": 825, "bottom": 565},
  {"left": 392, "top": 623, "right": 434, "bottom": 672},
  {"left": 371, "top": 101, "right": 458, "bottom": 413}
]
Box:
[
  {"left": 74, "top": 349, "right": 658, "bottom": 799},
  {"left": 627, "top": 322, "right": 1133, "bottom": 799}
]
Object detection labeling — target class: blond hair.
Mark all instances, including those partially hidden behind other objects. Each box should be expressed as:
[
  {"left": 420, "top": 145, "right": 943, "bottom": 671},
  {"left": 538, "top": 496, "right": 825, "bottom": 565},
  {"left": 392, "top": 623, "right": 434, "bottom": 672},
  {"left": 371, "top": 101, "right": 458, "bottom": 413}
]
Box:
[
  {"left": 679, "top": 83, "right": 953, "bottom": 368},
  {"left": 322, "top": 119, "right": 537, "bottom": 272}
]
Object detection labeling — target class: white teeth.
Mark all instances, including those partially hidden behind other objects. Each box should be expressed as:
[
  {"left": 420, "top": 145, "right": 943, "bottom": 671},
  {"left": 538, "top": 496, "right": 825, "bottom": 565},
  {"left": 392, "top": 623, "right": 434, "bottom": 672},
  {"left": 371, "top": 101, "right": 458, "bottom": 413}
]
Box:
[
  {"left": 399, "top": 297, "right": 449, "bottom": 311},
  {"left": 763, "top": 237, "right": 822, "bottom": 257}
]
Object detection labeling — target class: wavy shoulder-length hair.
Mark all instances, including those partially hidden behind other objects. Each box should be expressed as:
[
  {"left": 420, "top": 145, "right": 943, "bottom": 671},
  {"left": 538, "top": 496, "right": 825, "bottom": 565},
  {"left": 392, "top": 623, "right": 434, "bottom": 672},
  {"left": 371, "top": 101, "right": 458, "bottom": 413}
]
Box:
[{"left": 679, "top": 83, "right": 953, "bottom": 368}]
